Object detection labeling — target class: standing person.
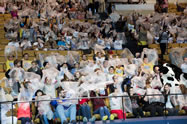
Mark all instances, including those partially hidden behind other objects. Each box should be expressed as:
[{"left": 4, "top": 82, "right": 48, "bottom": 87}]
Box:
[
  {"left": 137, "top": 25, "right": 148, "bottom": 53},
  {"left": 94, "top": 0, "right": 100, "bottom": 14},
  {"left": 158, "top": 26, "right": 170, "bottom": 60},
  {"left": 161, "top": 0, "right": 168, "bottom": 13}
]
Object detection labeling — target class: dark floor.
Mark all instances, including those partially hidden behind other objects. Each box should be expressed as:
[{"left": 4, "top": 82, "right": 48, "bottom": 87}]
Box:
[{"left": 76, "top": 116, "right": 187, "bottom": 124}]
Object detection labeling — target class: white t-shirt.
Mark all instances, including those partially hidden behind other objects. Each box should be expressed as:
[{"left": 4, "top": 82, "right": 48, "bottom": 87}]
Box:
[
  {"left": 107, "top": 74, "right": 114, "bottom": 82},
  {"left": 114, "top": 40, "right": 123, "bottom": 50},
  {"left": 109, "top": 93, "right": 122, "bottom": 110},
  {"left": 181, "top": 63, "right": 187, "bottom": 73},
  {"left": 95, "top": 57, "right": 105, "bottom": 65},
  {"left": 97, "top": 38, "right": 105, "bottom": 46}
]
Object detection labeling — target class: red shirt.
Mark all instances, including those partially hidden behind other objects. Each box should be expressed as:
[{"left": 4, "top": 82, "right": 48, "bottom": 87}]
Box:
[{"left": 17, "top": 103, "right": 31, "bottom": 119}]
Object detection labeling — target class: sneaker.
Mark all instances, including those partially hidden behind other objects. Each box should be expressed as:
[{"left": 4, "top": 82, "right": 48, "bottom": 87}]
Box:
[
  {"left": 89, "top": 116, "right": 96, "bottom": 122},
  {"left": 83, "top": 117, "right": 88, "bottom": 122},
  {"left": 70, "top": 120, "right": 76, "bottom": 124},
  {"left": 102, "top": 115, "right": 108, "bottom": 121},
  {"left": 110, "top": 114, "right": 115, "bottom": 120}
]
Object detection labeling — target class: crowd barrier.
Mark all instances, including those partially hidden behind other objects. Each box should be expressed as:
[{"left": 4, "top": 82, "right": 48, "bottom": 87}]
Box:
[{"left": 0, "top": 93, "right": 187, "bottom": 124}]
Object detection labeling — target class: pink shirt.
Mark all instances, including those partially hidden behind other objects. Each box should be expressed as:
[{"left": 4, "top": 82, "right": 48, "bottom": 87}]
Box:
[
  {"left": 17, "top": 103, "right": 31, "bottom": 119},
  {"left": 162, "top": 0, "right": 168, "bottom": 8}
]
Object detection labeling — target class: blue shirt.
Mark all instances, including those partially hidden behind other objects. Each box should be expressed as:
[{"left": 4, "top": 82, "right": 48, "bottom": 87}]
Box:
[
  {"left": 57, "top": 41, "right": 66, "bottom": 46},
  {"left": 51, "top": 97, "right": 70, "bottom": 110}
]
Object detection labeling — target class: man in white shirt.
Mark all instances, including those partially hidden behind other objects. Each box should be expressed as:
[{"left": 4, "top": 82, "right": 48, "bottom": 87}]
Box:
[
  {"left": 113, "top": 38, "right": 123, "bottom": 50},
  {"left": 181, "top": 57, "right": 187, "bottom": 73}
]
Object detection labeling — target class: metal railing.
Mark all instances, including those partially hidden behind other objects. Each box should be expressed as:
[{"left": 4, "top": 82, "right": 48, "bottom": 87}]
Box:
[{"left": 0, "top": 93, "right": 186, "bottom": 124}]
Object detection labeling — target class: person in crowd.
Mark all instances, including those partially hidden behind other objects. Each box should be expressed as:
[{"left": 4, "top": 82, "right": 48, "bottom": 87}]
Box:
[
  {"left": 106, "top": 66, "right": 115, "bottom": 82},
  {"left": 28, "top": 61, "right": 43, "bottom": 77},
  {"left": 158, "top": 26, "right": 170, "bottom": 60},
  {"left": 142, "top": 84, "right": 164, "bottom": 117},
  {"left": 22, "top": 53, "right": 32, "bottom": 71},
  {"left": 107, "top": 75, "right": 122, "bottom": 93},
  {"left": 129, "top": 87, "right": 144, "bottom": 118},
  {"left": 162, "top": 83, "right": 179, "bottom": 116},
  {"left": 17, "top": 82, "right": 32, "bottom": 124},
  {"left": 161, "top": 0, "right": 169, "bottom": 13},
  {"left": 1, "top": 1, "right": 187, "bottom": 123},
  {"left": 5, "top": 55, "right": 15, "bottom": 71},
  {"left": 109, "top": 87, "right": 126, "bottom": 119},
  {"left": 34, "top": 90, "right": 53, "bottom": 124},
  {"left": 181, "top": 56, "right": 187, "bottom": 73},
  {"left": 77, "top": 96, "right": 95, "bottom": 122},
  {"left": 141, "top": 56, "right": 154, "bottom": 74},
  {"left": 93, "top": 51, "right": 107, "bottom": 65},
  {"left": 90, "top": 89, "right": 114, "bottom": 121},
  {"left": 51, "top": 88, "right": 77, "bottom": 124},
  {"left": 137, "top": 25, "right": 148, "bottom": 53}
]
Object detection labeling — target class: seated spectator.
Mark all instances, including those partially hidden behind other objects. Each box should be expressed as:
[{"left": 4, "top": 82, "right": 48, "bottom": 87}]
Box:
[
  {"left": 141, "top": 57, "right": 154, "bottom": 74},
  {"left": 71, "top": 63, "right": 80, "bottom": 75},
  {"left": 5, "top": 55, "right": 15, "bottom": 71},
  {"left": 10, "top": 6, "right": 18, "bottom": 18},
  {"left": 77, "top": 97, "right": 94, "bottom": 122},
  {"left": 93, "top": 51, "right": 107, "bottom": 65},
  {"left": 142, "top": 85, "right": 164, "bottom": 117},
  {"left": 113, "top": 36, "right": 123, "bottom": 50},
  {"left": 35, "top": 90, "right": 54, "bottom": 124},
  {"left": 51, "top": 88, "right": 77, "bottom": 124},
  {"left": 162, "top": 83, "right": 178, "bottom": 116},
  {"left": 17, "top": 82, "right": 32, "bottom": 124},
  {"left": 181, "top": 57, "right": 187, "bottom": 73},
  {"left": 115, "top": 65, "right": 124, "bottom": 77},
  {"left": 109, "top": 88, "right": 126, "bottom": 119},
  {"left": 129, "top": 88, "right": 144, "bottom": 118},
  {"left": 5, "top": 59, "right": 24, "bottom": 98},
  {"left": 90, "top": 89, "right": 114, "bottom": 121},
  {"left": 22, "top": 53, "right": 32, "bottom": 71},
  {"left": 106, "top": 66, "right": 115, "bottom": 81},
  {"left": 28, "top": 61, "right": 43, "bottom": 77},
  {"left": 107, "top": 75, "right": 121, "bottom": 93}
]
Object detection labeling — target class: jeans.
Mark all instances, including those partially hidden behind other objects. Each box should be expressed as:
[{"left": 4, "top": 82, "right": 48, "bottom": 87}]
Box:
[
  {"left": 93, "top": 106, "right": 110, "bottom": 119},
  {"left": 56, "top": 104, "right": 76, "bottom": 124},
  {"left": 78, "top": 104, "right": 91, "bottom": 119},
  {"left": 18, "top": 117, "right": 31, "bottom": 124},
  {"left": 133, "top": 107, "right": 144, "bottom": 117},
  {"left": 167, "top": 108, "right": 178, "bottom": 116},
  {"left": 160, "top": 43, "right": 167, "bottom": 60},
  {"left": 43, "top": 115, "right": 49, "bottom": 124},
  {"left": 144, "top": 104, "right": 163, "bottom": 117}
]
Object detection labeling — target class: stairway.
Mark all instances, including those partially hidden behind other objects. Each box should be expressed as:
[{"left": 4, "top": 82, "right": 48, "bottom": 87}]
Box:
[{"left": 0, "top": 14, "right": 11, "bottom": 72}]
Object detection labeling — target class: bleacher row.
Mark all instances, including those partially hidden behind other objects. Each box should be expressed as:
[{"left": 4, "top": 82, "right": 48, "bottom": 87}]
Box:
[
  {"left": 0, "top": 6, "right": 187, "bottom": 124},
  {"left": 0, "top": 13, "right": 187, "bottom": 78},
  {"left": 5, "top": 97, "right": 186, "bottom": 124}
]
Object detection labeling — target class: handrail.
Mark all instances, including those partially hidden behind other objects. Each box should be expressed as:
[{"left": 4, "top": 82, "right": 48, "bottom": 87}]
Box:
[{"left": 0, "top": 93, "right": 186, "bottom": 104}]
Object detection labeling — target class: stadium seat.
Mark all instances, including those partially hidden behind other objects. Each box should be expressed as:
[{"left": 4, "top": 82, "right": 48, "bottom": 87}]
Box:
[
  {"left": 148, "top": 44, "right": 159, "bottom": 49},
  {"left": 58, "top": 50, "right": 68, "bottom": 56},
  {"left": 168, "top": 43, "right": 180, "bottom": 48},
  {"left": 180, "top": 43, "right": 187, "bottom": 48},
  {"left": 23, "top": 50, "right": 36, "bottom": 57}
]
